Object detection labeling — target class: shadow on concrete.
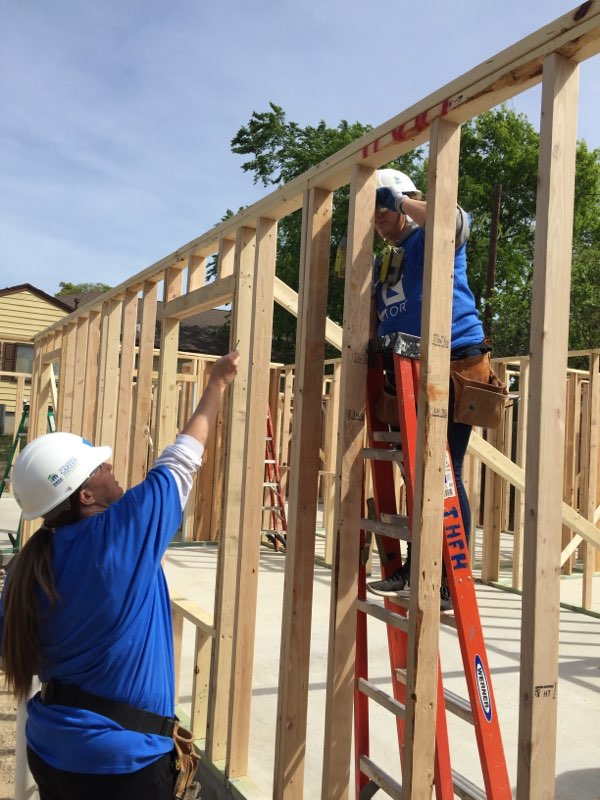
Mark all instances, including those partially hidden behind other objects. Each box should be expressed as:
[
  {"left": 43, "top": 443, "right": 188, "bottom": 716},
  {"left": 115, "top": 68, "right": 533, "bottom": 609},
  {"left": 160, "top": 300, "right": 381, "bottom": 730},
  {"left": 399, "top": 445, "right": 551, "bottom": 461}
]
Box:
[{"left": 555, "top": 767, "right": 600, "bottom": 800}]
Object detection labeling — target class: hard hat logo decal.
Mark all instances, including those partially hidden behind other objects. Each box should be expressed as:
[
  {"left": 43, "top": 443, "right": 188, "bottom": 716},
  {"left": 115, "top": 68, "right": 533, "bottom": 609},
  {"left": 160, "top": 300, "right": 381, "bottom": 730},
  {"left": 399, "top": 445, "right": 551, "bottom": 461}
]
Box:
[
  {"left": 58, "top": 457, "right": 79, "bottom": 478},
  {"left": 48, "top": 473, "right": 63, "bottom": 488}
]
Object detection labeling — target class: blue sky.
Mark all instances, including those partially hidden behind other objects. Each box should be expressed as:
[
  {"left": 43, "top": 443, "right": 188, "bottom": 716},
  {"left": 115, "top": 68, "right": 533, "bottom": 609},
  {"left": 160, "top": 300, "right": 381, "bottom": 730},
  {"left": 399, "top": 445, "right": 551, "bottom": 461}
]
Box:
[{"left": 2, "top": 0, "right": 599, "bottom": 297}]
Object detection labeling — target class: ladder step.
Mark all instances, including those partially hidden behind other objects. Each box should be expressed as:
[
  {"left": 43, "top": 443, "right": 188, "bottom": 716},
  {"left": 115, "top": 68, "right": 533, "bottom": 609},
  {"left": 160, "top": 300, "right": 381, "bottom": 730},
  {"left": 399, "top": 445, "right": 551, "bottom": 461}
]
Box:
[
  {"left": 356, "top": 598, "right": 409, "bottom": 633},
  {"left": 444, "top": 688, "right": 473, "bottom": 724},
  {"left": 380, "top": 512, "right": 410, "bottom": 528},
  {"left": 262, "top": 505, "right": 284, "bottom": 512},
  {"left": 452, "top": 769, "right": 487, "bottom": 800},
  {"left": 372, "top": 430, "right": 402, "bottom": 443},
  {"left": 263, "top": 482, "right": 279, "bottom": 488},
  {"left": 394, "top": 669, "right": 473, "bottom": 725},
  {"left": 357, "top": 677, "right": 405, "bottom": 718},
  {"left": 264, "top": 459, "right": 276, "bottom": 464},
  {"left": 440, "top": 611, "right": 458, "bottom": 628},
  {"left": 362, "top": 447, "right": 404, "bottom": 463},
  {"left": 361, "top": 516, "right": 411, "bottom": 542},
  {"left": 359, "top": 755, "right": 402, "bottom": 800}
]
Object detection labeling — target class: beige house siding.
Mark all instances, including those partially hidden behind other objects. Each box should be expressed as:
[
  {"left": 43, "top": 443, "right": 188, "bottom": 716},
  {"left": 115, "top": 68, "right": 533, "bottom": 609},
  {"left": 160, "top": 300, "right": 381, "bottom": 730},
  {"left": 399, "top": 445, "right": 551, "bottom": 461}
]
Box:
[
  {"left": 0, "top": 291, "right": 67, "bottom": 341},
  {"left": 0, "top": 288, "right": 67, "bottom": 418}
]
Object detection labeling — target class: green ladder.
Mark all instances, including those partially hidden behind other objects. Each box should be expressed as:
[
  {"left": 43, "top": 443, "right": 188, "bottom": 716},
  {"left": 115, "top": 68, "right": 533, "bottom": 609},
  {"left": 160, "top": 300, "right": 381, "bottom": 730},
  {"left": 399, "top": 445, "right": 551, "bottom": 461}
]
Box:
[{"left": 0, "top": 403, "right": 55, "bottom": 551}]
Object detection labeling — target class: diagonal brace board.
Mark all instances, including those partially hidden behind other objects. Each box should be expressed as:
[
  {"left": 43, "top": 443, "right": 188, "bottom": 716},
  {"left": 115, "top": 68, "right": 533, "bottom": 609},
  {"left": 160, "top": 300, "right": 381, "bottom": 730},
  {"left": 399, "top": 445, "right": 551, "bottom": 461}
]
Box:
[{"left": 468, "top": 431, "right": 600, "bottom": 550}]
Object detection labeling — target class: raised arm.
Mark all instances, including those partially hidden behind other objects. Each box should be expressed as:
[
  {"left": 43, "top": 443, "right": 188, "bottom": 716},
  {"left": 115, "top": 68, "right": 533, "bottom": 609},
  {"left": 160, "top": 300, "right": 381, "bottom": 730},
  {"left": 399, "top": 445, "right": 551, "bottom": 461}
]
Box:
[{"left": 181, "top": 350, "right": 240, "bottom": 445}]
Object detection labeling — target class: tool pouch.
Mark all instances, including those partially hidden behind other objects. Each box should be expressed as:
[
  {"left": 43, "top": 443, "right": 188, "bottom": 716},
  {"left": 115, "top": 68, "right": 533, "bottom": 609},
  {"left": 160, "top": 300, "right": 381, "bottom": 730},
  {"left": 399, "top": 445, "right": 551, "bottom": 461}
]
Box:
[
  {"left": 173, "top": 723, "right": 201, "bottom": 800},
  {"left": 375, "top": 386, "right": 400, "bottom": 427},
  {"left": 450, "top": 352, "right": 508, "bottom": 429}
]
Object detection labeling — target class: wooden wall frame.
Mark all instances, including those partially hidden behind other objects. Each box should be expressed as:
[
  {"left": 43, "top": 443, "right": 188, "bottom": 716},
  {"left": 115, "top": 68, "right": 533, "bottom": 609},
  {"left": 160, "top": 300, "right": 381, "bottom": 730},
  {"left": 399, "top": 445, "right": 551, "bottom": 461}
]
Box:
[{"left": 25, "top": 5, "right": 600, "bottom": 798}]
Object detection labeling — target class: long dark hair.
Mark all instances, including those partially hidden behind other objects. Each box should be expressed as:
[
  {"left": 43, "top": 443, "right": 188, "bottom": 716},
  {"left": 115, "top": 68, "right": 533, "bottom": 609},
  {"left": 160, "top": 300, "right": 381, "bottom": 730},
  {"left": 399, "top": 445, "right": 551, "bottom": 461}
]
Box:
[{"left": 2, "top": 494, "right": 82, "bottom": 702}]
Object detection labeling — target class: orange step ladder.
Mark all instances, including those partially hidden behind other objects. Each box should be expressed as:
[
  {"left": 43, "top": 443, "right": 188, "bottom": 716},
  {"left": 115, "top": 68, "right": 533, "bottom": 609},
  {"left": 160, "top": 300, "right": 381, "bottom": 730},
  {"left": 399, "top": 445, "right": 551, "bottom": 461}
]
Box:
[
  {"left": 262, "top": 404, "right": 287, "bottom": 551},
  {"left": 355, "top": 331, "right": 511, "bottom": 799}
]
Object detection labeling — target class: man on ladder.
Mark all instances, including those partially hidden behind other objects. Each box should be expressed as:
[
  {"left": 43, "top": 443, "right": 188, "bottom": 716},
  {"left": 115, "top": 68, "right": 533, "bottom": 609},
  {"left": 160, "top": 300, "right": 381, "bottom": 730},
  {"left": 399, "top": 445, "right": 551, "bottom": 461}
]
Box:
[
  {"left": 353, "top": 168, "right": 510, "bottom": 798},
  {"left": 365, "top": 168, "right": 502, "bottom": 606}
]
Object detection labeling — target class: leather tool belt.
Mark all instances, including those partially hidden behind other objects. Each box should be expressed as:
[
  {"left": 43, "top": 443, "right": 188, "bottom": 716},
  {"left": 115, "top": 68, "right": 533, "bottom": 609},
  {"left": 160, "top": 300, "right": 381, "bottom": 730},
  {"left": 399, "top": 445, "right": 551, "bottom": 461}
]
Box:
[
  {"left": 40, "top": 679, "right": 177, "bottom": 736},
  {"left": 40, "top": 680, "right": 200, "bottom": 799}
]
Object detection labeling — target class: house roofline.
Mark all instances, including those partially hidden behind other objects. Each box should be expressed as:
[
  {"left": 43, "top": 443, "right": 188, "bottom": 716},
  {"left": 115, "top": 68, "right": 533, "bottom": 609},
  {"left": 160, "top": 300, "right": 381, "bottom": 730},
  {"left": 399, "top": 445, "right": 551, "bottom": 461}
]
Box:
[{"left": 0, "top": 284, "right": 72, "bottom": 313}]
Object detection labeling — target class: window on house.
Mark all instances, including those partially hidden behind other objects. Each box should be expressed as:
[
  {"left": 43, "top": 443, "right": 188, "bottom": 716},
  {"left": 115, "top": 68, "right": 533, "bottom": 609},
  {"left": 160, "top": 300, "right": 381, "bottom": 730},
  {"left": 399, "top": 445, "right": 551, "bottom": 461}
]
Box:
[{"left": 1, "top": 343, "right": 34, "bottom": 374}]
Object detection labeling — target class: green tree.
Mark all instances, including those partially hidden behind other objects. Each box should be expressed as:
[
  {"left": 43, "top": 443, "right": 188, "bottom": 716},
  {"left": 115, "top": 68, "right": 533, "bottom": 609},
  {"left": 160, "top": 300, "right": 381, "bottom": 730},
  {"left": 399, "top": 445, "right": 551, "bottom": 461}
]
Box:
[
  {"left": 56, "top": 281, "right": 112, "bottom": 296},
  {"left": 231, "top": 103, "right": 600, "bottom": 359},
  {"left": 457, "top": 107, "right": 540, "bottom": 355},
  {"left": 231, "top": 103, "right": 423, "bottom": 358},
  {"left": 457, "top": 108, "right": 600, "bottom": 356},
  {"left": 569, "top": 140, "right": 600, "bottom": 354}
]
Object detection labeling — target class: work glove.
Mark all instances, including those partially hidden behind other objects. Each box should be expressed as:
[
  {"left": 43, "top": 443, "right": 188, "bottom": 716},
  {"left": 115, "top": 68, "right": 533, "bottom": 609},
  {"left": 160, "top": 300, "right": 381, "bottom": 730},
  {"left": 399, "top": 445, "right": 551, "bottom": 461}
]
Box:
[{"left": 376, "top": 186, "right": 407, "bottom": 215}]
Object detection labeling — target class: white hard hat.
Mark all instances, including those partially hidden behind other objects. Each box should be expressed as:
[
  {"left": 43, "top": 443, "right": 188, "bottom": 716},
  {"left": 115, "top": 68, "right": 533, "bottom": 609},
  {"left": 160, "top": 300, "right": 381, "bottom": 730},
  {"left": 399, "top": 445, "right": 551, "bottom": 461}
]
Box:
[
  {"left": 376, "top": 168, "right": 419, "bottom": 194},
  {"left": 12, "top": 432, "right": 112, "bottom": 520}
]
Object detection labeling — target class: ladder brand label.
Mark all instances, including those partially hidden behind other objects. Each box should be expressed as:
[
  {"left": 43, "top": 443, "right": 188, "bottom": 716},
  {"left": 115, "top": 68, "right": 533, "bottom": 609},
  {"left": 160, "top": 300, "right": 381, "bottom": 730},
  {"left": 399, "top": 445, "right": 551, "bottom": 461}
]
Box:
[
  {"left": 443, "top": 453, "right": 455, "bottom": 498},
  {"left": 475, "top": 655, "right": 493, "bottom": 722}
]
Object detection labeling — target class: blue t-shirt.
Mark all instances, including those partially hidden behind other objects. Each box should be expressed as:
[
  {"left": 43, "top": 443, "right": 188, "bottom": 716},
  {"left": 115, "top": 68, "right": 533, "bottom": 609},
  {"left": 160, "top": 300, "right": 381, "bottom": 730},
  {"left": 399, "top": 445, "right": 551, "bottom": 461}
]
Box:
[
  {"left": 374, "top": 225, "right": 484, "bottom": 351},
  {"left": 10, "top": 466, "right": 182, "bottom": 774}
]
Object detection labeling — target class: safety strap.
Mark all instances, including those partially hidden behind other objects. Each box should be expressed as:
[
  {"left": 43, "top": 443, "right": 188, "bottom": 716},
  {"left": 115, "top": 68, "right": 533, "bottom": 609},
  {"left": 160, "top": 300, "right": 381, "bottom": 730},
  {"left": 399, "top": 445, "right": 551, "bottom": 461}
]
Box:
[{"left": 40, "top": 679, "right": 177, "bottom": 737}]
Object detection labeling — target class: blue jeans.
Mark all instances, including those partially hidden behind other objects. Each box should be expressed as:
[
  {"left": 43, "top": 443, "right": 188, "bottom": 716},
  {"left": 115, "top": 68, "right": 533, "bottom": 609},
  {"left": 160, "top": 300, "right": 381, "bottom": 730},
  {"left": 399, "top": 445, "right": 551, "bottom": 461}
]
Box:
[{"left": 448, "top": 379, "right": 473, "bottom": 546}]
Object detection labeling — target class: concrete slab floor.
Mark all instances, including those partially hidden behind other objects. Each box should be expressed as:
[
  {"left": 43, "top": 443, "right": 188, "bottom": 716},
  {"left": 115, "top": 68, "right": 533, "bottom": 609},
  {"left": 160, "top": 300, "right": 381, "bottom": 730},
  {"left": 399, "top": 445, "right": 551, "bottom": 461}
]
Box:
[
  {"left": 164, "top": 543, "right": 600, "bottom": 800},
  {"left": 1, "top": 495, "right": 598, "bottom": 798}
]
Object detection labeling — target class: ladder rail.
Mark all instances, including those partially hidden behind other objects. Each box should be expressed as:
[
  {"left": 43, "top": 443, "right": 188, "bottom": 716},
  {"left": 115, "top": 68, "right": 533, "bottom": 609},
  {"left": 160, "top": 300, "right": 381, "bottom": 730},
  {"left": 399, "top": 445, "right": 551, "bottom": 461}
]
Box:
[
  {"left": 358, "top": 352, "right": 454, "bottom": 799},
  {"left": 262, "top": 405, "right": 287, "bottom": 550},
  {"left": 355, "top": 342, "right": 511, "bottom": 800},
  {"left": 403, "top": 349, "right": 511, "bottom": 798},
  {"left": 0, "top": 403, "right": 29, "bottom": 500}
]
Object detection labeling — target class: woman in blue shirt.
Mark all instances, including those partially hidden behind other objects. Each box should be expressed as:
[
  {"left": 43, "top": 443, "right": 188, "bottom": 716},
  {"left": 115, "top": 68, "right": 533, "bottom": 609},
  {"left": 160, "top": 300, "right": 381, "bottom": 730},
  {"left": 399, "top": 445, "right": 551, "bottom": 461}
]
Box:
[{"left": 1, "top": 350, "right": 239, "bottom": 800}]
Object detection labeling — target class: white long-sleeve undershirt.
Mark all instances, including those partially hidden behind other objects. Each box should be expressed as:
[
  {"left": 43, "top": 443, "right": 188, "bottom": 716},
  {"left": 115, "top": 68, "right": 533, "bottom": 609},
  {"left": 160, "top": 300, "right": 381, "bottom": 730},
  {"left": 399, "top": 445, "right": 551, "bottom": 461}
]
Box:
[{"left": 153, "top": 434, "right": 204, "bottom": 510}]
